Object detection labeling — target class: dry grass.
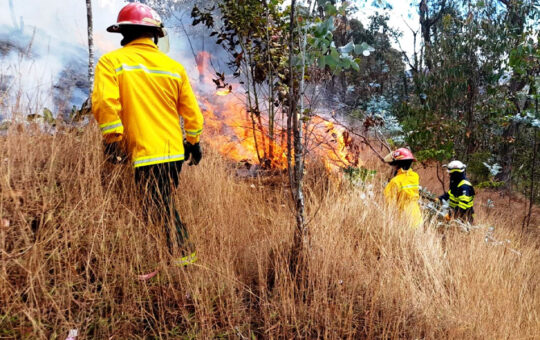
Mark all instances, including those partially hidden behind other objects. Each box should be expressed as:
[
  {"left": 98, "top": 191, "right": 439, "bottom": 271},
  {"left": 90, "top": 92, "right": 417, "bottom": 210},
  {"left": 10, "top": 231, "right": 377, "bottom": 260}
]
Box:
[{"left": 0, "top": 125, "right": 538, "bottom": 339}]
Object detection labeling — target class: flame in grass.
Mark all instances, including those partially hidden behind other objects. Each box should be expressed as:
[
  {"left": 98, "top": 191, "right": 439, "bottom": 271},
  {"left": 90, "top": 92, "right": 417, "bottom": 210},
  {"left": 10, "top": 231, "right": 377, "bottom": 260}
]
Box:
[
  {"left": 215, "top": 88, "right": 232, "bottom": 96},
  {"left": 307, "top": 116, "right": 362, "bottom": 171},
  {"left": 193, "top": 51, "right": 362, "bottom": 172}
]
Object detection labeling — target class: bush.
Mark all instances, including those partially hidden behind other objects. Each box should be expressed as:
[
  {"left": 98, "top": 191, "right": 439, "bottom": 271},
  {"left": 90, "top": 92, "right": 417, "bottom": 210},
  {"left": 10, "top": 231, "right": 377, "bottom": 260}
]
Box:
[{"left": 467, "top": 151, "right": 492, "bottom": 183}]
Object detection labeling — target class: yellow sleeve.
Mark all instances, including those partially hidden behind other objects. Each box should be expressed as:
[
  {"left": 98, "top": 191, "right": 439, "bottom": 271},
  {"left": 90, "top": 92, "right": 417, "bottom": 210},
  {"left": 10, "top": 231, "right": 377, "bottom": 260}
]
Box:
[
  {"left": 384, "top": 178, "right": 399, "bottom": 205},
  {"left": 91, "top": 57, "right": 124, "bottom": 143},
  {"left": 177, "top": 66, "right": 204, "bottom": 144}
]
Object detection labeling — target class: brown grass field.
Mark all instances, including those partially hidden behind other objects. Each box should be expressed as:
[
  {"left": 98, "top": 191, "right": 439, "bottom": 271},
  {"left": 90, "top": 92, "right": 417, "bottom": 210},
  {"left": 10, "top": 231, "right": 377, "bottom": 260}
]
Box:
[{"left": 0, "top": 125, "right": 538, "bottom": 339}]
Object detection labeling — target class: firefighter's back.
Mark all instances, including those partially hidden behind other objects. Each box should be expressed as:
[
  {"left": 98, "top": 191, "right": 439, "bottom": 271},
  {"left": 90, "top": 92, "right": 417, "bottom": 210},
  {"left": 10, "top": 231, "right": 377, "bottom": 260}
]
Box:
[{"left": 97, "top": 38, "right": 192, "bottom": 167}]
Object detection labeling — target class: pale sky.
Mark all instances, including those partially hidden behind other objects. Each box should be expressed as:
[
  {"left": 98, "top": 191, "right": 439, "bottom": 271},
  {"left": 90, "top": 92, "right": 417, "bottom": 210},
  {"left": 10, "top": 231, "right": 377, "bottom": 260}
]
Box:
[{"left": 355, "top": 0, "right": 420, "bottom": 58}]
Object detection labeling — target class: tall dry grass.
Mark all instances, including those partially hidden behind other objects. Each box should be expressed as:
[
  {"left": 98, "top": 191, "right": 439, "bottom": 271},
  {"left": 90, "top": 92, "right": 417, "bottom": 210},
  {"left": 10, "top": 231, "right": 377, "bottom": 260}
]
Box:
[{"left": 0, "top": 125, "right": 538, "bottom": 339}]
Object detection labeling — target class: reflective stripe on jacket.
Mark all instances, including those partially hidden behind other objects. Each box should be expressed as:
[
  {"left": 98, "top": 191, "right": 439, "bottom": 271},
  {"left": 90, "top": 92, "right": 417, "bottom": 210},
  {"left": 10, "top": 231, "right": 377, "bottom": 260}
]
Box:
[
  {"left": 447, "top": 179, "right": 474, "bottom": 210},
  {"left": 92, "top": 38, "right": 204, "bottom": 168},
  {"left": 384, "top": 169, "right": 423, "bottom": 228}
]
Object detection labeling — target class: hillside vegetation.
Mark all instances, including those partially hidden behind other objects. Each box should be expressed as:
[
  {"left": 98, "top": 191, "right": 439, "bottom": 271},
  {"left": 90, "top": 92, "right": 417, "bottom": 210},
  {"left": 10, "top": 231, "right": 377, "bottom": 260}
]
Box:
[{"left": 0, "top": 126, "right": 538, "bottom": 339}]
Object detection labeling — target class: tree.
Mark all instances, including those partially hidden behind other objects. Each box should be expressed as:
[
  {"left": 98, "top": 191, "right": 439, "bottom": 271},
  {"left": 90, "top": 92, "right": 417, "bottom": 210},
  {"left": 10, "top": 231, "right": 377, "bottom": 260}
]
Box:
[
  {"left": 192, "top": 0, "right": 374, "bottom": 272},
  {"left": 86, "top": 0, "right": 94, "bottom": 92},
  {"left": 394, "top": 0, "right": 539, "bottom": 205}
]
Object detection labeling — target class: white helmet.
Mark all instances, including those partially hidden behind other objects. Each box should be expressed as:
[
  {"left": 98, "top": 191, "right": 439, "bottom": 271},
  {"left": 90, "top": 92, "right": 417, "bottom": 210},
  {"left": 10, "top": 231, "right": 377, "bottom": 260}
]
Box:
[{"left": 444, "top": 160, "right": 466, "bottom": 173}]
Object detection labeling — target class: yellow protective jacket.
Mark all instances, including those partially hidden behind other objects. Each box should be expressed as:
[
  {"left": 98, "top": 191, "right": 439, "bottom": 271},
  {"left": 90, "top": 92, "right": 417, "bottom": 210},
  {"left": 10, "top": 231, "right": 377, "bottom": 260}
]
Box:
[
  {"left": 92, "top": 38, "right": 204, "bottom": 168},
  {"left": 384, "top": 169, "right": 423, "bottom": 228}
]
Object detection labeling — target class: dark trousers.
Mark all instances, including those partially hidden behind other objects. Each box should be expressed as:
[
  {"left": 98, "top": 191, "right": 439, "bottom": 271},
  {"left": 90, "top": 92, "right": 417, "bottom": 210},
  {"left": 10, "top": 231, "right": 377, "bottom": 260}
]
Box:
[
  {"left": 453, "top": 207, "right": 474, "bottom": 224},
  {"left": 135, "top": 161, "right": 188, "bottom": 251}
]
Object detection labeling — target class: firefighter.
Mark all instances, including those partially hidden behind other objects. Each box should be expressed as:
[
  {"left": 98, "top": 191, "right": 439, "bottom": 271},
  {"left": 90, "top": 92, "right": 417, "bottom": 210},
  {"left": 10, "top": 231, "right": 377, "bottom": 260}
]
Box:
[
  {"left": 439, "top": 160, "right": 475, "bottom": 223},
  {"left": 383, "top": 148, "right": 423, "bottom": 229},
  {"left": 92, "top": 3, "right": 204, "bottom": 260}
]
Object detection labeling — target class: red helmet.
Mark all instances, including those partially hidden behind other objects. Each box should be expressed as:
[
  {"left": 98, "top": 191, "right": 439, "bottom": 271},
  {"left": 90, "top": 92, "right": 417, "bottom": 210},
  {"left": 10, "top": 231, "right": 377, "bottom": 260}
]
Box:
[
  {"left": 384, "top": 147, "right": 416, "bottom": 163},
  {"left": 107, "top": 3, "right": 165, "bottom": 37}
]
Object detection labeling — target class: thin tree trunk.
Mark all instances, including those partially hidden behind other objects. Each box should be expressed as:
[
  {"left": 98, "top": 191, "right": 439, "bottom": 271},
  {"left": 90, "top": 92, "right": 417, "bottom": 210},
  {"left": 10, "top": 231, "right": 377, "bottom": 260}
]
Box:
[
  {"left": 497, "top": 0, "right": 528, "bottom": 187},
  {"left": 288, "top": 0, "right": 306, "bottom": 276},
  {"left": 522, "top": 104, "right": 537, "bottom": 231},
  {"left": 266, "top": 6, "right": 275, "bottom": 165},
  {"left": 249, "top": 57, "right": 268, "bottom": 162},
  {"left": 242, "top": 59, "right": 263, "bottom": 165},
  {"left": 240, "top": 39, "right": 265, "bottom": 166},
  {"left": 294, "top": 3, "right": 307, "bottom": 242},
  {"left": 436, "top": 161, "right": 446, "bottom": 192},
  {"left": 86, "top": 0, "right": 95, "bottom": 93}
]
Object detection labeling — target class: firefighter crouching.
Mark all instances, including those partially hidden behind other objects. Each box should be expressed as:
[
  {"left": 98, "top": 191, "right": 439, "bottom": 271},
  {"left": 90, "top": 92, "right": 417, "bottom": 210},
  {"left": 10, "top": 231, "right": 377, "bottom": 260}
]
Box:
[
  {"left": 91, "top": 2, "right": 204, "bottom": 259},
  {"left": 439, "top": 160, "right": 475, "bottom": 223}
]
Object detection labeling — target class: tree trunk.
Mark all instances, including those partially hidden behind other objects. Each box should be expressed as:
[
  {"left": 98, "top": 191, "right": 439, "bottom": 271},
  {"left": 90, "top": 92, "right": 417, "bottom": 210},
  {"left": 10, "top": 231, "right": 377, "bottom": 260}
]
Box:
[
  {"left": 86, "top": 0, "right": 95, "bottom": 93},
  {"left": 522, "top": 100, "right": 538, "bottom": 231},
  {"left": 295, "top": 3, "right": 307, "bottom": 244},
  {"left": 419, "top": 0, "right": 446, "bottom": 71},
  {"left": 287, "top": 0, "right": 307, "bottom": 276},
  {"left": 497, "top": 0, "right": 528, "bottom": 186},
  {"left": 436, "top": 162, "right": 446, "bottom": 192},
  {"left": 266, "top": 6, "right": 275, "bottom": 164}
]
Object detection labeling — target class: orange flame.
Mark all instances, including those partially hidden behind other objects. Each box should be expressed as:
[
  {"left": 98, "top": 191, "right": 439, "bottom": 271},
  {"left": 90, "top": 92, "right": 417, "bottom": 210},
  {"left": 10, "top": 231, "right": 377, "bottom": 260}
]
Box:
[
  {"left": 193, "top": 51, "right": 361, "bottom": 171},
  {"left": 215, "top": 88, "right": 232, "bottom": 96}
]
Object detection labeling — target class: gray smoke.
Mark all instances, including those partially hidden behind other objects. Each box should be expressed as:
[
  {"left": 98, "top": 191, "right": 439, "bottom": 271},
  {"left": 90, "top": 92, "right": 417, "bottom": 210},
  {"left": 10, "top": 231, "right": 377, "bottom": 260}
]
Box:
[{"left": 0, "top": 0, "right": 233, "bottom": 121}]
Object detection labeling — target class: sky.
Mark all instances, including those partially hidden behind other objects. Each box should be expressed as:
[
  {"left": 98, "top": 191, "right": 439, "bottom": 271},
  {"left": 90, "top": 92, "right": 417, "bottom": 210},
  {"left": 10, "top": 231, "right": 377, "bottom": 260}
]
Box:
[
  {"left": 1, "top": 0, "right": 125, "bottom": 52},
  {"left": 355, "top": 0, "right": 420, "bottom": 58}
]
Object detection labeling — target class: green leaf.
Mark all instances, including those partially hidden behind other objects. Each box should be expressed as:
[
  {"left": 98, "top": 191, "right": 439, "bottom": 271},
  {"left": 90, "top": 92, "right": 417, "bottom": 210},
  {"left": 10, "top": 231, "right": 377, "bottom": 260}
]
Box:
[
  {"left": 43, "top": 108, "right": 54, "bottom": 124},
  {"left": 326, "top": 54, "right": 340, "bottom": 68},
  {"left": 339, "top": 41, "right": 355, "bottom": 54},
  {"left": 325, "top": 3, "right": 338, "bottom": 16},
  {"left": 318, "top": 56, "right": 327, "bottom": 69},
  {"left": 351, "top": 60, "right": 360, "bottom": 72},
  {"left": 338, "top": 1, "right": 351, "bottom": 15},
  {"left": 354, "top": 42, "right": 375, "bottom": 56}
]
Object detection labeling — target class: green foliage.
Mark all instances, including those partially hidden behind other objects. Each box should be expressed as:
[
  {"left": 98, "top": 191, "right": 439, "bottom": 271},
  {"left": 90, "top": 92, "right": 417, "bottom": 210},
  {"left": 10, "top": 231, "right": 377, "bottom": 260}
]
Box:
[
  {"left": 342, "top": 165, "right": 377, "bottom": 184},
  {"left": 27, "top": 108, "right": 57, "bottom": 126},
  {"left": 0, "top": 121, "right": 11, "bottom": 131},
  {"left": 395, "top": 0, "right": 539, "bottom": 198},
  {"left": 192, "top": 0, "right": 288, "bottom": 85},
  {"left": 300, "top": 2, "right": 373, "bottom": 73},
  {"left": 466, "top": 151, "right": 492, "bottom": 183},
  {"left": 415, "top": 148, "right": 453, "bottom": 163},
  {"left": 192, "top": 0, "right": 291, "bottom": 165},
  {"left": 476, "top": 180, "right": 505, "bottom": 189},
  {"left": 327, "top": 13, "right": 406, "bottom": 110}
]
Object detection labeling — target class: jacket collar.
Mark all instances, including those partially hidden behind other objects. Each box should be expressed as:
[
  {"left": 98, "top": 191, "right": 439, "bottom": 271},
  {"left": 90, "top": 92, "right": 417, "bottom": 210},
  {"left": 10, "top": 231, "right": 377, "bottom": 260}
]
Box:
[
  {"left": 126, "top": 37, "right": 158, "bottom": 49},
  {"left": 397, "top": 168, "right": 412, "bottom": 175}
]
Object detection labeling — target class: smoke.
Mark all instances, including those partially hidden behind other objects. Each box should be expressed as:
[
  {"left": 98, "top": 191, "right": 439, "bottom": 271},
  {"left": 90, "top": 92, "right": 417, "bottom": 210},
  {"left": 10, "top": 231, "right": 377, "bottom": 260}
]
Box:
[
  {"left": 0, "top": 0, "right": 124, "bottom": 117},
  {"left": 0, "top": 0, "right": 231, "bottom": 120}
]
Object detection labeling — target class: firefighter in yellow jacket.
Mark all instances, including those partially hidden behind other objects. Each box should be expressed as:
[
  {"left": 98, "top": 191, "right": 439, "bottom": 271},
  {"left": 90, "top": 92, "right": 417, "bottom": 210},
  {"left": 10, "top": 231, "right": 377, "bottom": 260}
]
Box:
[
  {"left": 92, "top": 3, "right": 204, "bottom": 257},
  {"left": 383, "top": 148, "right": 423, "bottom": 228}
]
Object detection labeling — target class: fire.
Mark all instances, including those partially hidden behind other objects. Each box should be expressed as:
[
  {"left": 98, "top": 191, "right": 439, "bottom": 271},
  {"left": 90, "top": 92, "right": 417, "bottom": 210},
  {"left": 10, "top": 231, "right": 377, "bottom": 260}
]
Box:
[
  {"left": 193, "top": 51, "right": 361, "bottom": 172},
  {"left": 215, "top": 88, "right": 232, "bottom": 96},
  {"left": 308, "top": 116, "right": 361, "bottom": 170}
]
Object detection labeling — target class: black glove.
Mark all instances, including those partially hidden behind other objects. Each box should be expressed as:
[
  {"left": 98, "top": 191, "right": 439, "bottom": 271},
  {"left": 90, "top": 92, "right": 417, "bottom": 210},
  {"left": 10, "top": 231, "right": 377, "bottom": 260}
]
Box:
[
  {"left": 103, "top": 141, "right": 127, "bottom": 164},
  {"left": 184, "top": 141, "right": 202, "bottom": 166}
]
